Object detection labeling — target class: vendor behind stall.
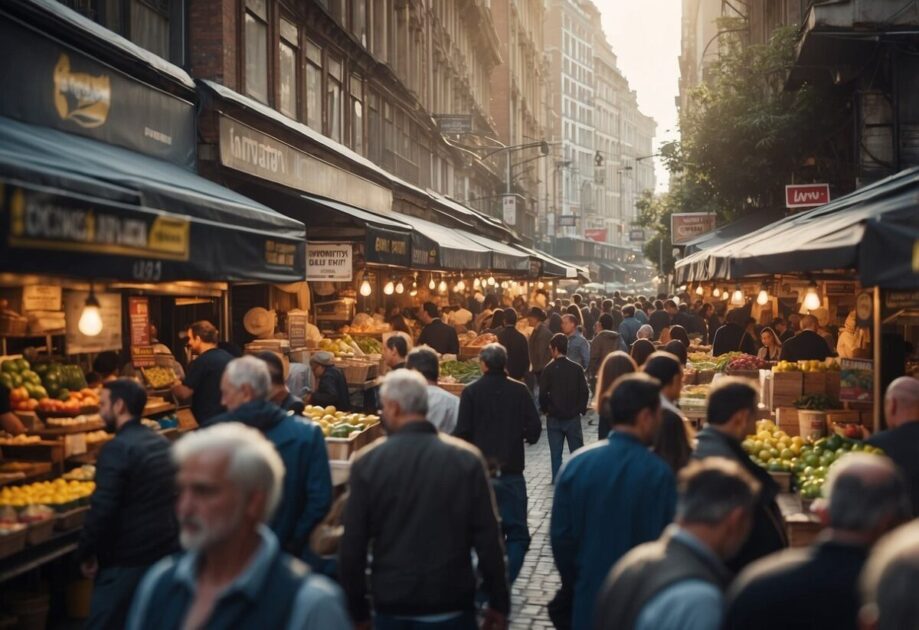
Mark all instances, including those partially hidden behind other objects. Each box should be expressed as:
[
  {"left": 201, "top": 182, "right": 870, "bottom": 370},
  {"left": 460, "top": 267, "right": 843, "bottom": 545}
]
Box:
[
  {"left": 307, "top": 351, "right": 350, "bottom": 411},
  {"left": 417, "top": 302, "right": 460, "bottom": 355},
  {"left": 171, "top": 321, "right": 234, "bottom": 426}
]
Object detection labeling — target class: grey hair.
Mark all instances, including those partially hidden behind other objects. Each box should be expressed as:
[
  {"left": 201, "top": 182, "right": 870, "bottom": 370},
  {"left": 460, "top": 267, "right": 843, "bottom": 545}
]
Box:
[
  {"left": 637, "top": 324, "right": 654, "bottom": 339},
  {"left": 860, "top": 521, "right": 919, "bottom": 630},
  {"left": 224, "top": 356, "right": 271, "bottom": 400},
  {"left": 379, "top": 369, "right": 429, "bottom": 416},
  {"left": 479, "top": 343, "right": 508, "bottom": 372},
  {"left": 406, "top": 345, "right": 440, "bottom": 383},
  {"left": 826, "top": 453, "right": 910, "bottom": 532},
  {"left": 676, "top": 457, "right": 760, "bottom": 524},
  {"left": 173, "top": 422, "right": 285, "bottom": 522}
]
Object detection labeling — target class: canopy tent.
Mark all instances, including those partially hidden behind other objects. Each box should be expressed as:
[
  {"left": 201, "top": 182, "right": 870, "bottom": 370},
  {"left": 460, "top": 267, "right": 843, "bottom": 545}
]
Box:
[
  {"left": 461, "top": 232, "right": 531, "bottom": 272},
  {"left": 0, "top": 115, "right": 306, "bottom": 282},
  {"left": 675, "top": 168, "right": 919, "bottom": 284},
  {"left": 515, "top": 246, "right": 590, "bottom": 281},
  {"left": 859, "top": 216, "right": 919, "bottom": 289},
  {"left": 405, "top": 215, "right": 491, "bottom": 270},
  {"left": 681, "top": 207, "right": 787, "bottom": 255}
]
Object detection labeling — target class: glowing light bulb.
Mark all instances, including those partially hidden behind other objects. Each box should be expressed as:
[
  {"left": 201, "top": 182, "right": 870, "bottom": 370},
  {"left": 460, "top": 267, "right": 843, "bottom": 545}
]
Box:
[
  {"left": 672, "top": 295, "right": 681, "bottom": 306},
  {"left": 78, "top": 292, "right": 103, "bottom": 337},
  {"left": 757, "top": 288, "right": 769, "bottom": 306},
  {"left": 695, "top": 285, "right": 704, "bottom": 296},
  {"left": 731, "top": 288, "right": 744, "bottom": 306},
  {"left": 473, "top": 278, "right": 481, "bottom": 289},
  {"left": 383, "top": 281, "right": 395, "bottom": 295},
  {"left": 359, "top": 280, "right": 372, "bottom": 296},
  {"left": 804, "top": 282, "right": 821, "bottom": 310},
  {"left": 455, "top": 280, "right": 465, "bottom": 292},
  {"left": 712, "top": 287, "right": 721, "bottom": 298},
  {"left": 537, "top": 281, "right": 545, "bottom": 289},
  {"left": 721, "top": 289, "right": 729, "bottom": 301},
  {"left": 395, "top": 281, "right": 404, "bottom": 294},
  {"left": 409, "top": 288, "right": 418, "bottom": 296},
  {"left": 429, "top": 278, "right": 436, "bottom": 290},
  {"left": 487, "top": 276, "right": 496, "bottom": 286},
  {"left": 438, "top": 280, "right": 448, "bottom": 293},
  {"left": 500, "top": 281, "right": 508, "bottom": 289}
]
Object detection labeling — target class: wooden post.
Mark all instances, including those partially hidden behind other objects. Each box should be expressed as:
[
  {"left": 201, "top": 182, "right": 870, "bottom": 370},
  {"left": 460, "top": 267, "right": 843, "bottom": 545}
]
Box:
[{"left": 872, "top": 286, "right": 882, "bottom": 431}]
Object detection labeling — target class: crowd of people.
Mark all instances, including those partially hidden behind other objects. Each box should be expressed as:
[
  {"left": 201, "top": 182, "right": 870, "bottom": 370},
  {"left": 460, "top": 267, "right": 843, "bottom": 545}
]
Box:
[{"left": 63, "top": 288, "right": 919, "bottom": 630}]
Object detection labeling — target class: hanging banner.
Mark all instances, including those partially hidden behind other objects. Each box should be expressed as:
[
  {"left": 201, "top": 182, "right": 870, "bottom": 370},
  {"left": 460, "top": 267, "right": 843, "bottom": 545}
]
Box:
[
  {"left": 64, "top": 291, "right": 122, "bottom": 355},
  {"left": 785, "top": 183, "right": 830, "bottom": 209},
  {"left": 306, "top": 242, "right": 353, "bottom": 281}
]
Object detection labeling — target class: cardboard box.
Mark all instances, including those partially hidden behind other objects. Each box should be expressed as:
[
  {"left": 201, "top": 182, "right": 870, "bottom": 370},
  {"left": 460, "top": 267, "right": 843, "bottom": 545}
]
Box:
[
  {"left": 776, "top": 407, "right": 800, "bottom": 436},
  {"left": 771, "top": 372, "right": 803, "bottom": 409},
  {"left": 803, "top": 372, "right": 827, "bottom": 395}
]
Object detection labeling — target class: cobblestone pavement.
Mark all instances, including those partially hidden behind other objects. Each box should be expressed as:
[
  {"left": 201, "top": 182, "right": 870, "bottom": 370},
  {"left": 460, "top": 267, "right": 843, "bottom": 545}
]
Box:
[{"left": 509, "top": 413, "right": 599, "bottom": 630}]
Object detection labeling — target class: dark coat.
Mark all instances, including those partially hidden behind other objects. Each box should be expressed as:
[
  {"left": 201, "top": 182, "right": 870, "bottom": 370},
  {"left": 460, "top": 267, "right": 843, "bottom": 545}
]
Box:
[
  {"left": 539, "top": 356, "right": 589, "bottom": 420},
  {"left": 209, "top": 400, "right": 332, "bottom": 555},
  {"left": 693, "top": 427, "right": 788, "bottom": 572},
  {"left": 712, "top": 322, "right": 757, "bottom": 357},
  {"left": 455, "top": 371, "right": 541, "bottom": 474},
  {"left": 649, "top": 310, "right": 671, "bottom": 340},
  {"left": 779, "top": 329, "right": 833, "bottom": 362},
  {"left": 497, "top": 325, "right": 531, "bottom": 380},
  {"left": 725, "top": 541, "right": 868, "bottom": 630},
  {"left": 588, "top": 330, "right": 625, "bottom": 379},
  {"left": 868, "top": 421, "right": 919, "bottom": 516},
  {"left": 417, "top": 318, "right": 460, "bottom": 355},
  {"left": 311, "top": 365, "right": 351, "bottom": 411},
  {"left": 78, "top": 420, "right": 178, "bottom": 568}
]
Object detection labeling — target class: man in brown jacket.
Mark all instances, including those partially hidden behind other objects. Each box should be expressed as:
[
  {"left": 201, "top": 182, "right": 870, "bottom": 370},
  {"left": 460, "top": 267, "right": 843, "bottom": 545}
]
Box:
[{"left": 588, "top": 314, "right": 626, "bottom": 383}]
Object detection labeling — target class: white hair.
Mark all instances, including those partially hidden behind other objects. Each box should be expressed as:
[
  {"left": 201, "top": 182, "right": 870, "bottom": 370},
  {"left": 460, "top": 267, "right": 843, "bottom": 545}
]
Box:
[
  {"left": 173, "top": 422, "right": 285, "bottom": 522},
  {"left": 379, "top": 369, "right": 429, "bottom": 416},
  {"left": 637, "top": 324, "right": 654, "bottom": 339},
  {"left": 224, "top": 356, "right": 271, "bottom": 400}
]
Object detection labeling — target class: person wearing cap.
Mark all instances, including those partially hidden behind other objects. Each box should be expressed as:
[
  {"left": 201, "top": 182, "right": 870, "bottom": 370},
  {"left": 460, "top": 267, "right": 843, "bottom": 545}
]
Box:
[
  {"left": 171, "top": 321, "right": 234, "bottom": 427},
  {"left": 307, "top": 351, "right": 351, "bottom": 411}
]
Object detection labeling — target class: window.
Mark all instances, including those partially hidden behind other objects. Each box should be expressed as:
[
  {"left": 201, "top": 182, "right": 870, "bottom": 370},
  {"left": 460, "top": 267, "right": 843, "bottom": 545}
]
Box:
[
  {"left": 279, "top": 18, "right": 298, "bottom": 119},
  {"left": 372, "top": 0, "right": 387, "bottom": 61},
  {"left": 351, "top": 0, "right": 367, "bottom": 47},
  {"left": 130, "top": 0, "right": 169, "bottom": 58},
  {"left": 350, "top": 74, "right": 364, "bottom": 153},
  {"left": 305, "top": 40, "right": 322, "bottom": 131},
  {"left": 368, "top": 91, "right": 382, "bottom": 165},
  {"left": 64, "top": 0, "right": 184, "bottom": 64},
  {"left": 244, "top": 0, "right": 268, "bottom": 103},
  {"left": 327, "top": 55, "right": 343, "bottom": 142}
]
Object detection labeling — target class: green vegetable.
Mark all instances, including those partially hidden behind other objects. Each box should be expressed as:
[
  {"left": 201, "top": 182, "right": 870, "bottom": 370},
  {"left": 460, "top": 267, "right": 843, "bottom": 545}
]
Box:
[
  {"left": 439, "top": 360, "right": 483, "bottom": 384},
  {"left": 794, "top": 394, "right": 841, "bottom": 410}
]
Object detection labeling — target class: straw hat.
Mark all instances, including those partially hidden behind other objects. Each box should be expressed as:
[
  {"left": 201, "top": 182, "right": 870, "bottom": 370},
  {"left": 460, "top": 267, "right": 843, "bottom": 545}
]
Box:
[{"left": 243, "top": 307, "right": 276, "bottom": 338}]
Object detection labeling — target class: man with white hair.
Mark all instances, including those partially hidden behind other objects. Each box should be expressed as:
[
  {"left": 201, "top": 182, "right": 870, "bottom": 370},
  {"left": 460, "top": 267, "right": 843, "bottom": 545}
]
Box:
[
  {"left": 636, "top": 324, "right": 654, "bottom": 341},
  {"left": 127, "top": 423, "right": 349, "bottom": 629},
  {"left": 859, "top": 520, "right": 919, "bottom": 630},
  {"left": 868, "top": 376, "right": 919, "bottom": 516},
  {"left": 208, "top": 357, "right": 332, "bottom": 561},
  {"left": 725, "top": 453, "right": 911, "bottom": 630},
  {"left": 340, "top": 370, "right": 509, "bottom": 629}
]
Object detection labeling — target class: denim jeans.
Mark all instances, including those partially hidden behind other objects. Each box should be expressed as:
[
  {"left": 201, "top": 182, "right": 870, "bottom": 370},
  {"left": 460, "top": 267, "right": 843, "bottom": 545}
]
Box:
[
  {"left": 374, "top": 610, "right": 477, "bottom": 630},
  {"left": 490, "top": 473, "right": 530, "bottom": 583},
  {"left": 547, "top": 416, "right": 584, "bottom": 481}
]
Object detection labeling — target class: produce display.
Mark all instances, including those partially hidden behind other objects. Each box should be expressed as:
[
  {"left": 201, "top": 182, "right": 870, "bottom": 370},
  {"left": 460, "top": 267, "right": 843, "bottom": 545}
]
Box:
[
  {"left": 793, "top": 394, "right": 841, "bottom": 410},
  {"left": 62, "top": 465, "right": 96, "bottom": 481},
  {"left": 0, "top": 434, "right": 41, "bottom": 445},
  {"left": 726, "top": 355, "right": 769, "bottom": 371},
  {"left": 0, "top": 504, "right": 55, "bottom": 525},
  {"left": 680, "top": 385, "right": 709, "bottom": 404},
  {"left": 0, "top": 478, "right": 94, "bottom": 509},
  {"left": 45, "top": 412, "right": 102, "bottom": 427},
  {"left": 84, "top": 430, "right": 111, "bottom": 444},
  {"left": 348, "top": 335, "right": 382, "bottom": 355},
  {"left": 774, "top": 359, "right": 840, "bottom": 373},
  {"left": 317, "top": 338, "right": 356, "bottom": 357},
  {"left": 302, "top": 405, "right": 380, "bottom": 438},
  {"left": 439, "top": 360, "right": 482, "bottom": 384},
  {"left": 686, "top": 352, "right": 719, "bottom": 372},
  {"left": 143, "top": 366, "right": 178, "bottom": 389},
  {"left": 3, "top": 358, "right": 98, "bottom": 414},
  {"left": 464, "top": 333, "right": 497, "bottom": 348}
]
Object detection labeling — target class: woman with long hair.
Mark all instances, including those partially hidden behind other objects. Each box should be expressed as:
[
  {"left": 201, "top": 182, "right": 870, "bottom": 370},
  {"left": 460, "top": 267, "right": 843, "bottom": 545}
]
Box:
[
  {"left": 663, "top": 339, "right": 688, "bottom": 366},
  {"left": 757, "top": 326, "right": 783, "bottom": 361},
  {"left": 668, "top": 325, "right": 690, "bottom": 348},
  {"left": 629, "top": 339, "right": 656, "bottom": 367},
  {"left": 643, "top": 352, "right": 693, "bottom": 473},
  {"left": 595, "top": 351, "right": 637, "bottom": 439}
]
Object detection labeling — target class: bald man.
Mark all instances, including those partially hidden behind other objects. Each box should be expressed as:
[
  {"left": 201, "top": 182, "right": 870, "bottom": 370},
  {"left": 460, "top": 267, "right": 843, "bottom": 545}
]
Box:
[
  {"left": 778, "top": 314, "right": 833, "bottom": 362},
  {"left": 868, "top": 376, "right": 919, "bottom": 516},
  {"left": 725, "top": 454, "right": 910, "bottom": 630}
]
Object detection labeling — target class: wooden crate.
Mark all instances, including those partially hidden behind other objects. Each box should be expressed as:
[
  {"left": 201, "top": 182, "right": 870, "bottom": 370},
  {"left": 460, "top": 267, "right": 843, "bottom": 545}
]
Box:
[
  {"left": 771, "top": 372, "right": 803, "bottom": 409},
  {"left": 803, "top": 372, "right": 828, "bottom": 395},
  {"left": 325, "top": 423, "right": 384, "bottom": 461},
  {"left": 776, "top": 407, "right": 800, "bottom": 436},
  {"left": 0, "top": 527, "right": 27, "bottom": 559},
  {"left": 55, "top": 506, "right": 89, "bottom": 531},
  {"left": 770, "top": 471, "right": 792, "bottom": 492},
  {"left": 826, "top": 372, "right": 841, "bottom": 401},
  {"left": 786, "top": 518, "right": 823, "bottom": 548},
  {"left": 25, "top": 519, "right": 55, "bottom": 545}
]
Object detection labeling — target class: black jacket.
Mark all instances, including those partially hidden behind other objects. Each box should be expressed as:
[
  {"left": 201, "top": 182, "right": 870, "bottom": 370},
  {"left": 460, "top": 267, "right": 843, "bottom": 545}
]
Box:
[
  {"left": 78, "top": 420, "right": 178, "bottom": 568},
  {"left": 725, "top": 541, "right": 868, "bottom": 630},
  {"left": 417, "top": 318, "right": 460, "bottom": 355},
  {"left": 712, "top": 322, "right": 757, "bottom": 357},
  {"left": 339, "top": 421, "right": 509, "bottom": 621},
  {"left": 649, "top": 310, "right": 671, "bottom": 340},
  {"left": 454, "top": 371, "right": 541, "bottom": 475},
  {"left": 693, "top": 427, "right": 787, "bottom": 572},
  {"left": 868, "top": 422, "right": 919, "bottom": 516},
  {"left": 497, "top": 326, "right": 531, "bottom": 381},
  {"left": 311, "top": 365, "right": 351, "bottom": 411},
  {"left": 539, "top": 356, "right": 589, "bottom": 420},
  {"left": 779, "top": 330, "right": 832, "bottom": 362}
]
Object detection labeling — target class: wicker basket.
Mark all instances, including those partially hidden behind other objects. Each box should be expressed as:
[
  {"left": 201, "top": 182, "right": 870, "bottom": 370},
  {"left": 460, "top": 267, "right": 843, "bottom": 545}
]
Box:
[{"left": 55, "top": 506, "right": 89, "bottom": 531}]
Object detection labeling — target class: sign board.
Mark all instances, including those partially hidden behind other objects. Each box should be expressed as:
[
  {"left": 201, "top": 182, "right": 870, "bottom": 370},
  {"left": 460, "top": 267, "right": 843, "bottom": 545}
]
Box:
[
  {"left": 128, "top": 297, "right": 155, "bottom": 367},
  {"left": 502, "top": 195, "right": 516, "bottom": 226},
  {"left": 785, "top": 183, "right": 830, "bottom": 209},
  {"left": 584, "top": 228, "right": 607, "bottom": 242},
  {"left": 629, "top": 229, "right": 645, "bottom": 242},
  {"left": 671, "top": 213, "right": 717, "bottom": 245},
  {"left": 434, "top": 115, "right": 473, "bottom": 134},
  {"left": 558, "top": 215, "right": 577, "bottom": 227},
  {"left": 287, "top": 310, "right": 308, "bottom": 349},
  {"left": 306, "top": 243, "right": 353, "bottom": 281},
  {"left": 22, "top": 285, "right": 62, "bottom": 312},
  {"left": 825, "top": 281, "right": 857, "bottom": 296},
  {"left": 840, "top": 358, "right": 873, "bottom": 402},
  {"left": 885, "top": 290, "right": 919, "bottom": 310},
  {"left": 913, "top": 239, "right": 919, "bottom": 271},
  {"left": 593, "top": 166, "right": 606, "bottom": 185},
  {"left": 65, "top": 291, "right": 122, "bottom": 355}
]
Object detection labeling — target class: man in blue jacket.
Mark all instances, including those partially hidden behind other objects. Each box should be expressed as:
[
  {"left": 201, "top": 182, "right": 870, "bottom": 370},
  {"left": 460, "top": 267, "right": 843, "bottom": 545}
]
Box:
[
  {"left": 551, "top": 373, "right": 677, "bottom": 630},
  {"left": 209, "top": 356, "right": 332, "bottom": 561}
]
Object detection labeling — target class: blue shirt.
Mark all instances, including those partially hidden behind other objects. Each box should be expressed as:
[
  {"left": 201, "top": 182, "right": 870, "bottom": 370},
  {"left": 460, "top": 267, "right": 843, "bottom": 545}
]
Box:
[
  {"left": 618, "top": 317, "right": 642, "bottom": 347},
  {"left": 127, "top": 526, "right": 350, "bottom": 630},
  {"left": 551, "top": 432, "right": 677, "bottom": 630},
  {"left": 566, "top": 331, "right": 590, "bottom": 370}
]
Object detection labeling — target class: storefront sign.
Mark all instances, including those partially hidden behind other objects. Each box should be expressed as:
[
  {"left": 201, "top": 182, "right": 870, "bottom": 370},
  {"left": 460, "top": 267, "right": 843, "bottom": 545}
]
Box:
[
  {"left": 629, "top": 229, "right": 645, "bottom": 242},
  {"left": 502, "top": 195, "right": 516, "bottom": 226},
  {"left": 64, "top": 290, "right": 122, "bottom": 355},
  {"left": 218, "top": 116, "right": 392, "bottom": 216},
  {"left": 366, "top": 229, "right": 410, "bottom": 267},
  {"left": 306, "top": 243, "right": 352, "bottom": 281},
  {"left": 128, "top": 297, "right": 155, "bottom": 367},
  {"left": 584, "top": 228, "right": 607, "bottom": 243},
  {"left": 528, "top": 259, "right": 542, "bottom": 279},
  {"left": 22, "top": 285, "right": 62, "bottom": 311},
  {"left": 671, "top": 213, "right": 717, "bottom": 245},
  {"left": 785, "top": 183, "right": 830, "bottom": 209},
  {"left": 840, "top": 358, "right": 873, "bottom": 402},
  {"left": 885, "top": 290, "right": 919, "bottom": 310},
  {"left": 825, "top": 281, "right": 857, "bottom": 295},
  {"left": 6, "top": 184, "right": 190, "bottom": 261},
  {"left": 0, "top": 19, "right": 195, "bottom": 168},
  {"left": 558, "top": 215, "right": 577, "bottom": 227},
  {"left": 434, "top": 115, "right": 473, "bottom": 134}
]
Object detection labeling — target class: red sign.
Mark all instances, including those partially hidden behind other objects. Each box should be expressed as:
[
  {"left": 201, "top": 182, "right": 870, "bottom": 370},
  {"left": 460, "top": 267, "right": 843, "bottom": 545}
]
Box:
[
  {"left": 785, "top": 183, "right": 830, "bottom": 209},
  {"left": 128, "top": 297, "right": 155, "bottom": 367},
  {"left": 584, "top": 228, "right": 608, "bottom": 242}
]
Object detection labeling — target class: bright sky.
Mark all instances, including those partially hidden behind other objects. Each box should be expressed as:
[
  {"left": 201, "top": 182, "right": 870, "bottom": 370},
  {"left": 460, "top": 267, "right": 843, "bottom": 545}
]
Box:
[{"left": 597, "top": 0, "right": 682, "bottom": 192}]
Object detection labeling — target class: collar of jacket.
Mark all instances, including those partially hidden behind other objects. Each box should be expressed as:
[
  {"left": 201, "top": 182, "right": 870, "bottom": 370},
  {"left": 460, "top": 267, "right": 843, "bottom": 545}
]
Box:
[
  {"left": 661, "top": 396, "right": 682, "bottom": 417},
  {"left": 668, "top": 525, "right": 732, "bottom": 584},
  {"left": 394, "top": 419, "right": 438, "bottom": 436},
  {"left": 117, "top": 417, "right": 143, "bottom": 433},
  {"left": 225, "top": 399, "right": 288, "bottom": 435},
  {"left": 483, "top": 370, "right": 507, "bottom": 379}
]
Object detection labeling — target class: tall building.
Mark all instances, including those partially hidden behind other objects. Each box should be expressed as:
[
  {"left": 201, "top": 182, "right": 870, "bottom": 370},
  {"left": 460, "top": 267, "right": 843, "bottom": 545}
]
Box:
[{"left": 678, "top": 0, "right": 743, "bottom": 114}]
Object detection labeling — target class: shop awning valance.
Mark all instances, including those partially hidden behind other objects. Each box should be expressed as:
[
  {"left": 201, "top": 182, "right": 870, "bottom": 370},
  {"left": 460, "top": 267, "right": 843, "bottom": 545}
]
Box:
[
  {"left": 516, "top": 246, "right": 590, "bottom": 281},
  {"left": 681, "top": 207, "right": 787, "bottom": 255},
  {"left": 0, "top": 115, "right": 305, "bottom": 282},
  {"left": 859, "top": 216, "right": 919, "bottom": 289},
  {"left": 300, "top": 195, "right": 412, "bottom": 267},
  {"left": 675, "top": 168, "right": 919, "bottom": 284},
  {"left": 461, "top": 232, "right": 531, "bottom": 272},
  {"left": 406, "top": 215, "right": 490, "bottom": 270}
]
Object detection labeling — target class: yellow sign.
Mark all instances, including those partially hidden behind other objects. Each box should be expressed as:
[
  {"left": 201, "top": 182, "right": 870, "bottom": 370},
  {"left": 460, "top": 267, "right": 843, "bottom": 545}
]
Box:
[{"left": 53, "top": 54, "right": 111, "bottom": 128}]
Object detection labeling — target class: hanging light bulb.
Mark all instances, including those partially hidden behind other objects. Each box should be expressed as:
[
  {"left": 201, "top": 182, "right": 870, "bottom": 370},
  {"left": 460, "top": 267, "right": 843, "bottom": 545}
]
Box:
[
  {"left": 428, "top": 277, "right": 436, "bottom": 290},
  {"left": 695, "top": 285, "right": 704, "bottom": 296},
  {"left": 500, "top": 281, "right": 508, "bottom": 289},
  {"left": 487, "top": 276, "right": 496, "bottom": 286},
  {"left": 756, "top": 284, "right": 770, "bottom": 306},
  {"left": 383, "top": 280, "right": 395, "bottom": 295},
  {"left": 473, "top": 277, "right": 481, "bottom": 289},
  {"left": 395, "top": 281, "right": 404, "bottom": 294},
  {"left": 409, "top": 278, "right": 418, "bottom": 297},
  {"left": 672, "top": 295, "right": 681, "bottom": 306},
  {"left": 455, "top": 279, "right": 466, "bottom": 292},
  {"left": 359, "top": 279, "right": 372, "bottom": 297},
  {"left": 712, "top": 287, "right": 721, "bottom": 298},
  {"left": 804, "top": 281, "right": 822, "bottom": 311},
  {"left": 78, "top": 286, "right": 103, "bottom": 337},
  {"left": 731, "top": 285, "right": 744, "bottom": 306},
  {"left": 438, "top": 279, "right": 448, "bottom": 293},
  {"left": 537, "top": 281, "right": 545, "bottom": 289},
  {"left": 721, "top": 288, "right": 730, "bottom": 301}
]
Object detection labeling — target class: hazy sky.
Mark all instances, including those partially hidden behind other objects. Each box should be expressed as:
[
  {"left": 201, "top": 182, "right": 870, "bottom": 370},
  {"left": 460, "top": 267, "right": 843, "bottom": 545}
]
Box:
[{"left": 598, "top": 0, "right": 682, "bottom": 192}]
